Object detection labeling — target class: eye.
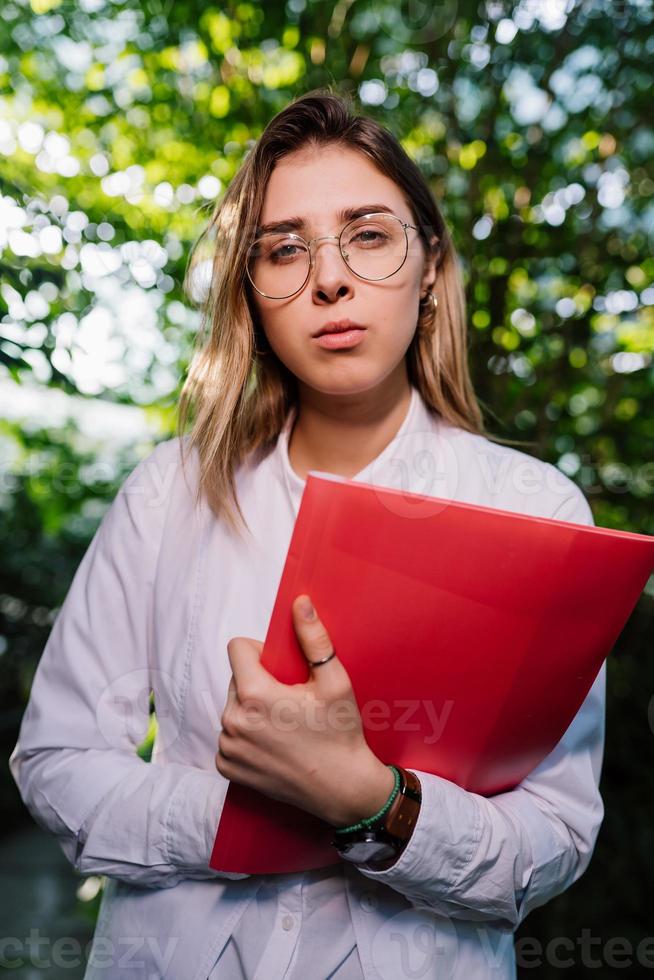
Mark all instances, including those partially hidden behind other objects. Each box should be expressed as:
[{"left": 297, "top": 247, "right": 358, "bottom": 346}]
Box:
[
  {"left": 344, "top": 216, "right": 396, "bottom": 248},
  {"left": 264, "top": 238, "right": 309, "bottom": 263},
  {"left": 352, "top": 228, "right": 388, "bottom": 244},
  {"left": 271, "top": 242, "right": 300, "bottom": 260}
]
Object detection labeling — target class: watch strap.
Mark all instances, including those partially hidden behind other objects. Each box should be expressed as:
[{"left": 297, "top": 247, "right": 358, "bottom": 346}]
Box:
[
  {"left": 383, "top": 766, "right": 421, "bottom": 844},
  {"left": 331, "top": 765, "right": 422, "bottom": 855}
]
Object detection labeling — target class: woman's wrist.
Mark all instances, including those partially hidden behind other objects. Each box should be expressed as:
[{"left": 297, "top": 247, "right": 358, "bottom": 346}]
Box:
[
  {"left": 327, "top": 753, "right": 397, "bottom": 828},
  {"left": 333, "top": 765, "right": 401, "bottom": 834},
  {"left": 330, "top": 765, "right": 422, "bottom": 870}
]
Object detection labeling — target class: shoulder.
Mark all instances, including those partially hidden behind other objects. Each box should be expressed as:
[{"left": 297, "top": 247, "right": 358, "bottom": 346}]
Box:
[
  {"left": 123, "top": 434, "right": 197, "bottom": 495},
  {"left": 105, "top": 434, "right": 198, "bottom": 539},
  {"left": 437, "top": 420, "right": 594, "bottom": 526}
]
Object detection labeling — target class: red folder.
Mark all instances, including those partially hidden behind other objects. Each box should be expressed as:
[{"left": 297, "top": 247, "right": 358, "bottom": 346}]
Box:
[{"left": 210, "top": 473, "right": 654, "bottom": 875}]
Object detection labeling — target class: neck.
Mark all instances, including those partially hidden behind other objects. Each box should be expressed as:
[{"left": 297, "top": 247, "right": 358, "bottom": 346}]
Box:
[{"left": 287, "top": 369, "right": 413, "bottom": 481}]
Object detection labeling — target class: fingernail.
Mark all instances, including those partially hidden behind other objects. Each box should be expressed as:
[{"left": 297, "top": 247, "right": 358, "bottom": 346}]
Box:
[{"left": 298, "top": 596, "right": 315, "bottom": 621}]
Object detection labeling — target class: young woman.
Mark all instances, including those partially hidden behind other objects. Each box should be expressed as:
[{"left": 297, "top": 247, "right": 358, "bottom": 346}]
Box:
[{"left": 10, "top": 89, "right": 605, "bottom": 979}]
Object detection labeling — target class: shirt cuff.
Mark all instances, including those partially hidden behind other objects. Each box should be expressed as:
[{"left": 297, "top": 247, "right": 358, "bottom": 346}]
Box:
[
  {"left": 354, "top": 768, "right": 483, "bottom": 901},
  {"left": 164, "top": 768, "right": 232, "bottom": 873}
]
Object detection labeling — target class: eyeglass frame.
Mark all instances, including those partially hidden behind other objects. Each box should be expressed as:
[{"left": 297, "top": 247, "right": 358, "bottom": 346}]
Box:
[{"left": 245, "top": 211, "right": 425, "bottom": 300}]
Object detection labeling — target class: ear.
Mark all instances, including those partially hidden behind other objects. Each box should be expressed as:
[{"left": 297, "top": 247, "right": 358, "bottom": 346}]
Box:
[{"left": 419, "top": 233, "right": 439, "bottom": 298}]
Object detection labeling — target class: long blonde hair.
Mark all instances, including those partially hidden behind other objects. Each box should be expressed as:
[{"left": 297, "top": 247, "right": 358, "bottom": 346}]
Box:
[{"left": 177, "top": 86, "right": 527, "bottom": 539}]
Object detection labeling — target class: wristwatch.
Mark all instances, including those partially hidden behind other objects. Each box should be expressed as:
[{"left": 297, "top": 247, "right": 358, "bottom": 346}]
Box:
[{"left": 331, "top": 766, "right": 422, "bottom": 867}]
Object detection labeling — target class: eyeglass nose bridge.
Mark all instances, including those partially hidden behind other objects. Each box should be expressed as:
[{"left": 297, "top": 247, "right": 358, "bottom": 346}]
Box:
[{"left": 305, "top": 233, "right": 351, "bottom": 264}]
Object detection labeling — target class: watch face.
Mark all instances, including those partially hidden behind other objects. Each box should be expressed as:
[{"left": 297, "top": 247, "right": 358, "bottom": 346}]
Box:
[{"left": 338, "top": 839, "right": 396, "bottom": 863}]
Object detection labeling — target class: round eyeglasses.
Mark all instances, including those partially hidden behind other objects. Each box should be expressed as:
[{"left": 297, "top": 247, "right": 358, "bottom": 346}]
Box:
[{"left": 245, "top": 211, "right": 420, "bottom": 300}]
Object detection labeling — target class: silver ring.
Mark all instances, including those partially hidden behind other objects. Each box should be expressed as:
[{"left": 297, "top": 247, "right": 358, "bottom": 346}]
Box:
[{"left": 307, "top": 649, "right": 337, "bottom": 668}]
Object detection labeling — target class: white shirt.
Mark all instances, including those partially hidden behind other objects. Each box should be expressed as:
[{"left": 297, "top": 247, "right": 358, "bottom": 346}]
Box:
[
  {"left": 10, "top": 384, "right": 606, "bottom": 980},
  {"left": 210, "top": 866, "right": 364, "bottom": 979}
]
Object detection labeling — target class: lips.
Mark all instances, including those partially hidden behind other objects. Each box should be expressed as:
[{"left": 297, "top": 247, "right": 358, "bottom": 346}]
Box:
[{"left": 313, "top": 320, "right": 366, "bottom": 338}]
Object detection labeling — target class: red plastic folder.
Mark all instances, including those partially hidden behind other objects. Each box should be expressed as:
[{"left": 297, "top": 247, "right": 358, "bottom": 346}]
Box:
[{"left": 210, "top": 473, "right": 654, "bottom": 875}]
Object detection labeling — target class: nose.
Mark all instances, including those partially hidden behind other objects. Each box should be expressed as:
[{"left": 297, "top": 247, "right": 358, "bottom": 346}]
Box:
[{"left": 310, "top": 235, "right": 354, "bottom": 302}]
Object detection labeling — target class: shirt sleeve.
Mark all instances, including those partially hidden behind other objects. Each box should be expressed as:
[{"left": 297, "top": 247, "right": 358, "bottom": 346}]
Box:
[
  {"left": 356, "top": 485, "right": 606, "bottom": 930},
  {"left": 8, "top": 443, "right": 248, "bottom": 888}
]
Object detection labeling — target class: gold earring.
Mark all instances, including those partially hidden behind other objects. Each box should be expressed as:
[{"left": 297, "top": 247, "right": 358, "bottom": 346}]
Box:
[{"left": 418, "top": 290, "right": 438, "bottom": 334}]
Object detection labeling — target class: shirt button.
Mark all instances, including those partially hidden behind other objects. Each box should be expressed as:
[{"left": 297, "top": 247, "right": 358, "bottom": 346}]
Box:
[{"left": 281, "top": 914, "right": 294, "bottom": 931}]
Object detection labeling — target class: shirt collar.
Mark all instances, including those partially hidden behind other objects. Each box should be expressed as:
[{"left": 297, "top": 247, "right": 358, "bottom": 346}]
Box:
[{"left": 276, "top": 385, "right": 439, "bottom": 515}]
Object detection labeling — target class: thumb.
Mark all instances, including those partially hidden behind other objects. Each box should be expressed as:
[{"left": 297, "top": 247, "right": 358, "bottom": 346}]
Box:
[{"left": 292, "top": 594, "right": 352, "bottom": 694}]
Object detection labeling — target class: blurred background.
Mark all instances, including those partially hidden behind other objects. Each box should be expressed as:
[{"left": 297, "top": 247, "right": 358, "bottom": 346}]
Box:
[{"left": 1, "top": 0, "right": 653, "bottom": 976}]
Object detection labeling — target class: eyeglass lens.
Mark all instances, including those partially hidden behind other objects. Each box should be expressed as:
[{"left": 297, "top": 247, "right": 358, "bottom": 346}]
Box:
[{"left": 246, "top": 213, "right": 409, "bottom": 299}]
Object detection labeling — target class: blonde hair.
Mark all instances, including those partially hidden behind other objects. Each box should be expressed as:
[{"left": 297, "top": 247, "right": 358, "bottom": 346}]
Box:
[{"left": 177, "top": 86, "right": 529, "bottom": 539}]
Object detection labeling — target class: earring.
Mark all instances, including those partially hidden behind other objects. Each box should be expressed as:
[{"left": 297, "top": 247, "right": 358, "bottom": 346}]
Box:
[
  {"left": 420, "top": 289, "right": 438, "bottom": 313},
  {"left": 418, "top": 289, "right": 438, "bottom": 334}
]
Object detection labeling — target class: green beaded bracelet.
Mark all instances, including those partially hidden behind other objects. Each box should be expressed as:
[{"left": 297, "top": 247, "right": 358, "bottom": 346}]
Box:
[{"left": 333, "top": 765, "right": 401, "bottom": 835}]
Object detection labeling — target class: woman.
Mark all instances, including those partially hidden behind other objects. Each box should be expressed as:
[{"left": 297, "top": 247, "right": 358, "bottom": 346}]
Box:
[{"left": 10, "top": 89, "right": 605, "bottom": 979}]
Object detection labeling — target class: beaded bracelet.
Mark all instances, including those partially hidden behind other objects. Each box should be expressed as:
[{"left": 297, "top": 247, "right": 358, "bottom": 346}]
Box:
[{"left": 333, "top": 765, "right": 401, "bottom": 835}]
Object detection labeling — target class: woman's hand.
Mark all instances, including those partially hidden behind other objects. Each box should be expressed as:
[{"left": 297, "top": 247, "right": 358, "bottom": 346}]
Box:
[{"left": 215, "top": 594, "right": 395, "bottom": 827}]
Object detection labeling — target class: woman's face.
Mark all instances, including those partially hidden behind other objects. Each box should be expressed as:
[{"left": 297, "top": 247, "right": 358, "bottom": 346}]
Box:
[{"left": 250, "top": 144, "right": 436, "bottom": 396}]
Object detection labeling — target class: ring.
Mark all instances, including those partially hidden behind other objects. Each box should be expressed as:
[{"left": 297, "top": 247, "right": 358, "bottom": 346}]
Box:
[{"left": 307, "top": 649, "right": 337, "bottom": 668}]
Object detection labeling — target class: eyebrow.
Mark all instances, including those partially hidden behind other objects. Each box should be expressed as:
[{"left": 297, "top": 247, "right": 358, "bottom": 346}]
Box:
[{"left": 255, "top": 203, "right": 398, "bottom": 237}]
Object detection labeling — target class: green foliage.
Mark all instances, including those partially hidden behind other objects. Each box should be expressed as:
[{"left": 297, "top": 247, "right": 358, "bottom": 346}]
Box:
[
  {"left": 136, "top": 697, "right": 157, "bottom": 762},
  {"left": 1, "top": 1, "right": 653, "bottom": 974}
]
